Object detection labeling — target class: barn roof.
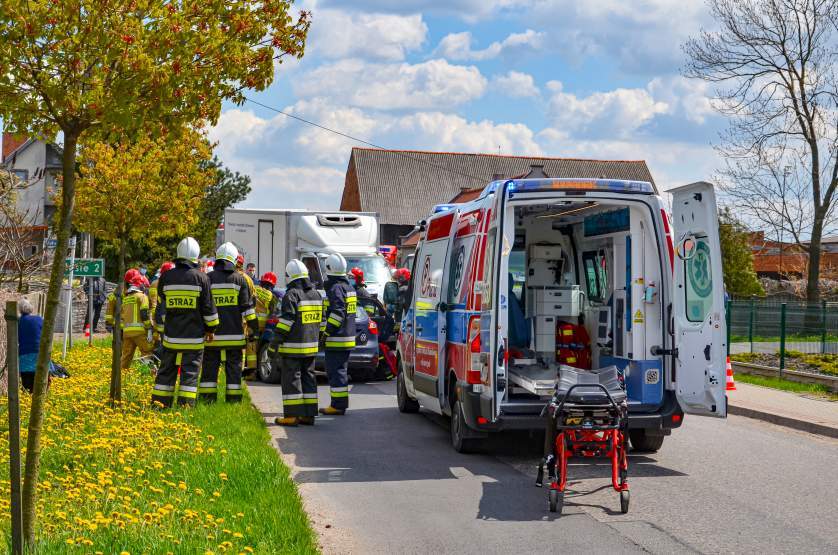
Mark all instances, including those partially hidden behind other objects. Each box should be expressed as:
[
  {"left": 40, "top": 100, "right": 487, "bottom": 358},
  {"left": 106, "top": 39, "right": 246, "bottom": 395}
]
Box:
[{"left": 340, "top": 148, "right": 656, "bottom": 226}]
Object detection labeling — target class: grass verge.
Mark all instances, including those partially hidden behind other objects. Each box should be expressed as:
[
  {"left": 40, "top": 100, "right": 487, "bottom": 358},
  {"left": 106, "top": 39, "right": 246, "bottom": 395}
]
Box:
[
  {"left": 735, "top": 373, "right": 838, "bottom": 400},
  {"left": 0, "top": 344, "right": 317, "bottom": 554}
]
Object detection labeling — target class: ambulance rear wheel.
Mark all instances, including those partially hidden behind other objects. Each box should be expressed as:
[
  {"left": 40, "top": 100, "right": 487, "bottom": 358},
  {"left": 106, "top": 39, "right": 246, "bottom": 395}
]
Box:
[
  {"left": 629, "top": 429, "right": 664, "bottom": 453},
  {"left": 451, "top": 399, "right": 479, "bottom": 454},
  {"left": 397, "top": 370, "right": 419, "bottom": 413},
  {"left": 548, "top": 489, "right": 563, "bottom": 513}
]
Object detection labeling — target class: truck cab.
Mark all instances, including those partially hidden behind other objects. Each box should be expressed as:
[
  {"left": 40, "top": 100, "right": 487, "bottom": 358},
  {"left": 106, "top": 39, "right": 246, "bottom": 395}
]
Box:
[{"left": 396, "top": 178, "right": 727, "bottom": 453}]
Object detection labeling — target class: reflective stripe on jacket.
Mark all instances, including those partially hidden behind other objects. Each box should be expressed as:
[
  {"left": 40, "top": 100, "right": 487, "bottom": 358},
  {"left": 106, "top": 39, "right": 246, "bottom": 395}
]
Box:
[
  {"left": 271, "top": 278, "right": 322, "bottom": 357},
  {"left": 105, "top": 289, "right": 151, "bottom": 336},
  {"left": 254, "top": 286, "right": 277, "bottom": 331},
  {"left": 323, "top": 277, "right": 357, "bottom": 351},
  {"left": 157, "top": 260, "right": 218, "bottom": 351}
]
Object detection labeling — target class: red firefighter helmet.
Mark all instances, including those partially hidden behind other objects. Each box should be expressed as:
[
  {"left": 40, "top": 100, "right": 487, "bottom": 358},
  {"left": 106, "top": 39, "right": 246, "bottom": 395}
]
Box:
[
  {"left": 128, "top": 274, "right": 145, "bottom": 288},
  {"left": 350, "top": 267, "right": 364, "bottom": 286},
  {"left": 395, "top": 268, "right": 411, "bottom": 283},
  {"left": 260, "top": 272, "right": 277, "bottom": 287},
  {"left": 236, "top": 254, "right": 245, "bottom": 268},
  {"left": 160, "top": 261, "right": 175, "bottom": 274},
  {"left": 124, "top": 268, "right": 140, "bottom": 284}
]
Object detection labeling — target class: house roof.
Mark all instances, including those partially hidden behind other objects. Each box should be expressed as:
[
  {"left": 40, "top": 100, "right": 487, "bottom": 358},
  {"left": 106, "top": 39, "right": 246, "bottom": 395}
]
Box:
[{"left": 341, "top": 147, "right": 657, "bottom": 227}]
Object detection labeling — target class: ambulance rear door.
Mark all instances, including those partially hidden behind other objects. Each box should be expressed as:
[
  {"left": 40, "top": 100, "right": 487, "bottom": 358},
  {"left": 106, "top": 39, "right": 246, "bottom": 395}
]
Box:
[{"left": 670, "top": 182, "right": 727, "bottom": 417}]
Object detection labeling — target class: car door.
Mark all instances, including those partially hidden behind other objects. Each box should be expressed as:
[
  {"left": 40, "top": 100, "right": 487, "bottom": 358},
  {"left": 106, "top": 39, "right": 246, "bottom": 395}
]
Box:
[
  {"left": 671, "top": 181, "right": 727, "bottom": 417},
  {"left": 412, "top": 209, "right": 458, "bottom": 412}
]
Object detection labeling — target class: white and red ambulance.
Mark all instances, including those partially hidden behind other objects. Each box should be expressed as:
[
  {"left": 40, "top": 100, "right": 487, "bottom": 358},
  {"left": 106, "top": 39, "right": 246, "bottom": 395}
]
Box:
[{"left": 395, "top": 178, "right": 727, "bottom": 453}]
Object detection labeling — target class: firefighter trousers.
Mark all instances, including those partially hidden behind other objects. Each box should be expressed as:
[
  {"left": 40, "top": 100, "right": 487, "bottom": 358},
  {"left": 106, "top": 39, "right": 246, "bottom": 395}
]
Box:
[
  {"left": 324, "top": 350, "right": 350, "bottom": 410},
  {"left": 200, "top": 348, "right": 244, "bottom": 403},
  {"left": 120, "top": 332, "right": 152, "bottom": 370},
  {"left": 244, "top": 339, "right": 258, "bottom": 372},
  {"left": 152, "top": 349, "right": 202, "bottom": 408},
  {"left": 280, "top": 357, "right": 318, "bottom": 417}
]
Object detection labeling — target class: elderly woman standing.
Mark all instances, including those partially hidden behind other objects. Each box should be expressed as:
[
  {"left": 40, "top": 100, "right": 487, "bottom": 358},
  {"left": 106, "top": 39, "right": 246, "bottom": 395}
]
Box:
[{"left": 17, "top": 298, "right": 45, "bottom": 392}]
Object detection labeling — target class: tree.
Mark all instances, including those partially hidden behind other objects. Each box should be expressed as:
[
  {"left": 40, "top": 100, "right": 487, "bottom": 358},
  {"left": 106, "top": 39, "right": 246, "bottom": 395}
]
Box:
[
  {"left": 194, "top": 157, "right": 252, "bottom": 252},
  {"left": 74, "top": 127, "right": 214, "bottom": 404},
  {"left": 684, "top": 0, "right": 838, "bottom": 302},
  {"left": 719, "top": 207, "right": 765, "bottom": 297},
  {"left": 0, "top": 0, "right": 310, "bottom": 546}
]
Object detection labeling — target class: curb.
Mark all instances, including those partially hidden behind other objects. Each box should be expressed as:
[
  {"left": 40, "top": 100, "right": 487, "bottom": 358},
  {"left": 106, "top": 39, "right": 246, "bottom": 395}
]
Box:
[{"left": 728, "top": 404, "right": 838, "bottom": 439}]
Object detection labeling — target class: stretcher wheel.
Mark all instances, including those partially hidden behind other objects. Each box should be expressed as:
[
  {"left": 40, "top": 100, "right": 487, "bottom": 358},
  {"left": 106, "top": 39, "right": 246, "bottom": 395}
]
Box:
[
  {"left": 548, "top": 489, "right": 563, "bottom": 513},
  {"left": 620, "top": 490, "right": 630, "bottom": 514}
]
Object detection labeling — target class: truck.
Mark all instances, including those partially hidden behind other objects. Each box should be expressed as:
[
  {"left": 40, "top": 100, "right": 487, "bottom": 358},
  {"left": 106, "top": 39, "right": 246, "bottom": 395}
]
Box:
[
  {"left": 223, "top": 208, "right": 392, "bottom": 298},
  {"left": 394, "top": 177, "right": 727, "bottom": 453}
]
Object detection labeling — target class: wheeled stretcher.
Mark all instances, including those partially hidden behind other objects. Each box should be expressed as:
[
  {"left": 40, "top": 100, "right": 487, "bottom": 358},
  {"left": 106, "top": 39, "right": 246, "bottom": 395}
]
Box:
[{"left": 536, "top": 366, "right": 630, "bottom": 514}]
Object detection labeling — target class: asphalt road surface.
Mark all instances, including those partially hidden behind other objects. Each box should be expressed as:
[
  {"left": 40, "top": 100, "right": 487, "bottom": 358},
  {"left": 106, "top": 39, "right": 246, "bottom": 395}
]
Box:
[{"left": 249, "top": 380, "right": 838, "bottom": 554}]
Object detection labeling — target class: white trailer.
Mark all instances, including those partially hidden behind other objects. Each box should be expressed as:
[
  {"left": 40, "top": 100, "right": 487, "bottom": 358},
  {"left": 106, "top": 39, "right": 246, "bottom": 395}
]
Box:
[{"left": 223, "top": 209, "right": 391, "bottom": 296}]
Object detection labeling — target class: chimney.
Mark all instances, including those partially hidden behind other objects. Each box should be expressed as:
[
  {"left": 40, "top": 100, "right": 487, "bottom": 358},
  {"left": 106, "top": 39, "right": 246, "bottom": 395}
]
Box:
[
  {"left": 524, "top": 164, "right": 547, "bottom": 178},
  {"left": 2, "top": 133, "right": 27, "bottom": 163},
  {"left": 492, "top": 173, "right": 505, "bottom": 180}
]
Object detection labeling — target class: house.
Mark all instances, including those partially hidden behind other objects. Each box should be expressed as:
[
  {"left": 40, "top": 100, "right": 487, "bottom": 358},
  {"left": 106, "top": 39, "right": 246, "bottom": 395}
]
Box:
[
  {"left": 749, "top": 231, "right": 838, "bottom": 279},
  {"left": 340, "top": 148, "right": 656, "bottom": 245},
  {"left": 2, "top": 133, "right": 62, "bottom": 228}
]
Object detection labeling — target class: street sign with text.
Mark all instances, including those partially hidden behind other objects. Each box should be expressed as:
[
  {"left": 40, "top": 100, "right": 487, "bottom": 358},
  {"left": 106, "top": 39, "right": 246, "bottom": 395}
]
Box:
[{"left": 64, "top": 258, "right": 104, "bottom": 277}]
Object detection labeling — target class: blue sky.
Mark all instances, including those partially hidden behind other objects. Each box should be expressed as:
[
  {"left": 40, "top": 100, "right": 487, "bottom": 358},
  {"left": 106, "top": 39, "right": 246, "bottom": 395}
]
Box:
[{"left": 209, "top": 0, "right": 725, "bottom": 210}]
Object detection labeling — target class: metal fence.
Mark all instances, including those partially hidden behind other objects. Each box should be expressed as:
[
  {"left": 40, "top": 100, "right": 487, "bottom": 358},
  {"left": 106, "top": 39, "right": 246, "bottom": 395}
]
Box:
[{"left": 727, "top": 299, "right": 838, "bottom": 367}]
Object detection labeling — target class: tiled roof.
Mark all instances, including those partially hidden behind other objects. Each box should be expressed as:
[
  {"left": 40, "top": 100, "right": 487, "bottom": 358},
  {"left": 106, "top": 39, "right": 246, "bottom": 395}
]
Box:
[{"left": 345, "top": 148, "right": 656, "bottom": 226}]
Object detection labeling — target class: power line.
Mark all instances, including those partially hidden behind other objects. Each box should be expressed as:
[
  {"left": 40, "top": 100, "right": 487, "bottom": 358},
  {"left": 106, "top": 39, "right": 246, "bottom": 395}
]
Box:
[{"left": 243, "top": 96, "right": 487, "bottom": 182}]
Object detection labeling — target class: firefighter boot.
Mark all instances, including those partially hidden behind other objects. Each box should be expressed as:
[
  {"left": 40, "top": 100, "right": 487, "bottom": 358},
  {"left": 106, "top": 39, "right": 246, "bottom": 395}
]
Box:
[
  {"left": 319, "top": 406, "right": 346, "bottom": 416},
  {"left": 298, "top": 416, "right": 315, "bottom": 426},
  {"left": 275, "top": 416, "right": 299, "bottom": 427}
]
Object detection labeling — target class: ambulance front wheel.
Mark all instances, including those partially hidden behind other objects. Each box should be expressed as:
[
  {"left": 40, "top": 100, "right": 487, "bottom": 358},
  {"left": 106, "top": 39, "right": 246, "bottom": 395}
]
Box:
[
  {"left": 397, "top": 369, "right": 419, "bottom": 413},
  {"left": 451, "top": 399, "right": 480, "bottom": 454}
]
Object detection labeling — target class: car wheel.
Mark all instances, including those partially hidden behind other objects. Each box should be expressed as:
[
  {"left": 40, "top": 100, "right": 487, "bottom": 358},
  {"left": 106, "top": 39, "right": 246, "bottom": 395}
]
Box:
[
  {"left": 258, "top": 347, "right": 282, "bottom": 384},
  {"left": 628, "top": 429, "right": 664, "bottom": 452},
  {"left": 397, "top": 368, "right": 419, "bottom": 413},
  {"left": 450, "top": 398, "right": 480, "bottom": 454}
]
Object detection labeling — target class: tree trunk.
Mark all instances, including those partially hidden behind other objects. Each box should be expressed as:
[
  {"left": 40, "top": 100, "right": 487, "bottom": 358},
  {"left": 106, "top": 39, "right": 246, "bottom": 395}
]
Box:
[
  {"left": 806, "top": 215, "right": 824, "bottom": 303},
  {"left": 109, "top": 240, "right": 125, "bottom": 404},
  {"left": 21, "top": 131, "right": 78, "bottom": 547}
]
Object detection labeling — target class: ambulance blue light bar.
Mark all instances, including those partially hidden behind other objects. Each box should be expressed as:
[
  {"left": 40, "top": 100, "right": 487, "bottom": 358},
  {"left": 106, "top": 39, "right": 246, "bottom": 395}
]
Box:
[
  {"left": 480, "top": 178, "right": 655, "bottom": 199},
  {"left": 432, "top": 203, "right": 458, "bottom": 213}
]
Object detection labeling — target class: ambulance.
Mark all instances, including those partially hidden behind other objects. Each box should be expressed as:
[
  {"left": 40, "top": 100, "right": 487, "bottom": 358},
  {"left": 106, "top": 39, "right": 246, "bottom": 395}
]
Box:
[{"left": 395, "top": 178, "right": 727, "bottom": 453}]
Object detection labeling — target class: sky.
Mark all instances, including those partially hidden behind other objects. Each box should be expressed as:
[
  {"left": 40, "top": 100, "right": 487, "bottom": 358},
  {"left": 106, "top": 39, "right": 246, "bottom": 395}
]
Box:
[{"left": 208, "top": 0, "right": 725, "bottom": 211}]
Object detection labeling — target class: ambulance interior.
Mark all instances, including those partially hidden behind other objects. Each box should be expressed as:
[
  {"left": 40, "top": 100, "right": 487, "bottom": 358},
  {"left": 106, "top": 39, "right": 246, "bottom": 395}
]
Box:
[{"left": 502, "top": 199, "right": 665, "bottom": 412}]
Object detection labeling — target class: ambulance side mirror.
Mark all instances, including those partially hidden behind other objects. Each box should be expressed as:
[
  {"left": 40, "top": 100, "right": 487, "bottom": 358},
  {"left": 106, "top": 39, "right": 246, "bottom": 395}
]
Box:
[
  {"left": 383, "top": 281, "right": 399, "bottom": 304},
  {"left": 676, "top": 235, "right": 698, "bottom": 261}
]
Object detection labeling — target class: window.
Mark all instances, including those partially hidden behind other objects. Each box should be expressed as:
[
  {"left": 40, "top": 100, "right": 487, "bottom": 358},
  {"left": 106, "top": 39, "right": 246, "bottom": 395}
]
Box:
[
  {"left": 301, "top": 256, "right": 323, "bottom": 287},
  {"left": 481, "top": 229, "right": 497, "bottom": 310},
  {"left": 508, "top": 247, "right": 525, "bottom": 302},
  {"left": 12, "top": 169, "right": 28, "bottom": 182},
  {"left": 685, "top": 237, "right": 713, "bottom": 322},
  {"left": 583, "top": 250, "right": 609, "bottom": 303},
  {"left": 345, "top": 255, "right": 392, "bottom": 285}
]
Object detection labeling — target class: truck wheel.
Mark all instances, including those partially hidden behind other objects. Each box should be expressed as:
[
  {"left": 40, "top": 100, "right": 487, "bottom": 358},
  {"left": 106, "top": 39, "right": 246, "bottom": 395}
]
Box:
[
  {"left": 258, "top": 347, "right": 282, "bottom": 384},
  {"left": 451, "top": 399, "right": 480, "bottom": 454},
  {"left": 628, "top": 429, "right": 664, "bottom": 453},
  {"left": 397, "top": 369, "right": 419, "bottom": 413}
]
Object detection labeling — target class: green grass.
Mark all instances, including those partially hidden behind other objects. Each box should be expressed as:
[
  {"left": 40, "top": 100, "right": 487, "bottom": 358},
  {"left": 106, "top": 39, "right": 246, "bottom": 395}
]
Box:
[
  {"left": 735, "top": 373, "right": 838, "bottom": 400},
  {"left": 0, "top": 343, "right": 318, "bottom": 554},
  {"left": 731, "top": 334, "right": 838, "bottom": 343}
]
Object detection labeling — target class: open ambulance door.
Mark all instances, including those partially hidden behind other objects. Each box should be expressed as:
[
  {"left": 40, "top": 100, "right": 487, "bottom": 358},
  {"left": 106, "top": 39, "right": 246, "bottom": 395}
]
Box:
[
  {"left": 412, "top": 208, "right": 459, "bottom": 414},
  {"left": 671, "top": 182, "right": 727, "bottom": 417}
]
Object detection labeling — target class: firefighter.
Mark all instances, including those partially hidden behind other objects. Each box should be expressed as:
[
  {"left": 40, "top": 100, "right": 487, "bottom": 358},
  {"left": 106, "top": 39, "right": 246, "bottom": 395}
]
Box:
[
  {"left": 105, "top": 270, "right": 153, "bottom": 370},
  {"left": 149, "top": 261, "right": 175, "bottom": 361},
  {"left": 320, "top": 253, "right": 356, "bottom": 415},
  {"left": 350, "top": 267, "right": 376, "bottom": 317},
  {"left": 350, "top": 267, "right": 396, "bottom": 380},
  {"left": 200, "top": 243, "right": 258, "bottom": 403},
  {"left": 149, "top": 261, "right": 175, "bottom": 318},
  {"left": 152, "top": 237, "right": 219, "bottom": 408},
  {"left": 271, "top": 259, "right": 323, "bottom": 426},
  {"left": 254, "top": 272, "right": 280, "bottom": 373},
  {"left": 236, "top": 254, "right": 259, "bottom": 374}
]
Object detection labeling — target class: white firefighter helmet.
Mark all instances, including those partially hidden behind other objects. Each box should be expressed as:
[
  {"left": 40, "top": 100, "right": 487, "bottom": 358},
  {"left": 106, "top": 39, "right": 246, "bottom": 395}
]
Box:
[
  {"left": 285, "top": 259, "right": 309, "bottom": 283},
  {"left": 215, "top": 242, "right": 239, "bottom": 265},
  {"left": 324, "top": 253, "right": 347, "bottom": 277},
  {"left": 176, "top": 237, "right": 200, "bottom": 263}
]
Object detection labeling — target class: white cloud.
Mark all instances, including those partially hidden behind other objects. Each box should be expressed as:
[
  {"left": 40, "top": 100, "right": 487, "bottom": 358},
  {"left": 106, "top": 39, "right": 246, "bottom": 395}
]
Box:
[
  {"left": 294, "top": 59, "right": 487, "bottom": 111},
  {"left": 308, "top": 11, "right": 427, "bottom": 61},
  {"left": 241, "top": 165, "right": 348, "bottom": 210},
  {"left": 546, "top": 81, "right": 669, "bottom": 138},
  {"left": 493, "top": 71, "right": 540, "bottom": 98},
  {"left": 392, "top": 112, "right": 542, "bottom": 155},
  {"left": 647, "top": 75, "right": 714, "bottom": 125},
  {"left": 208, "top": 108, "right": 290, "bottom": 162},
  {"left": 435, "top": 29, "right": 545, "bottom": 61},
  {"left": 314, "top": 0, "right": 530, "bottom": 22}
]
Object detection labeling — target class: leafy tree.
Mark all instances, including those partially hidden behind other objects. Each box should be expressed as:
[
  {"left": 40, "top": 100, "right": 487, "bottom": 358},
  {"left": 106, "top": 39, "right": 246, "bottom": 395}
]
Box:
[
  {"left": 719, "top": 208, "right": 764, "bottom": 298},
  {"left": 194, "top": 157, "right": 252, "bottom": 252},
  {"left": 684, "top": 0, "right": 838, "bottom": 302},
  {"left": 74, "top": 127, "right": 214, "bottom": 404},
  {"left": 0, "top": 0, "right": 309, "bottom": 546}
]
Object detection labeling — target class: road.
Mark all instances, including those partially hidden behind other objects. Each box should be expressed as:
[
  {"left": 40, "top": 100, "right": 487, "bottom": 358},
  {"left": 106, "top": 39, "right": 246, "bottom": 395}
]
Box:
[{"left": 249, "top": 380, "right": 838, "bottom": 554}]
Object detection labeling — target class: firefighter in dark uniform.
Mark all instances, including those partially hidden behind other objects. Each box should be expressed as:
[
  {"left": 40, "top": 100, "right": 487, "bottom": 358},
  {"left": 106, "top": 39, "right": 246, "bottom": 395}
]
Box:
[
  {"left": 199, "top": 242, "right": 258, "bottom": 403},
  {"left": 271, "top": 259, "right": 323, "bottom": 427},
  {"left": 321, "top": 253, "right": 356, "bottom": 415},
  {"left": 153, "top": 237, "right": 219, "bottom": 408}
]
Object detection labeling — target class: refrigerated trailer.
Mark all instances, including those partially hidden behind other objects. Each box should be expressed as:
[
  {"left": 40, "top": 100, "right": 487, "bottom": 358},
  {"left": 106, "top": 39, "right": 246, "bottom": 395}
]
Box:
[{"left": 223, "top": 209, "right": 392, "bottom": 296}]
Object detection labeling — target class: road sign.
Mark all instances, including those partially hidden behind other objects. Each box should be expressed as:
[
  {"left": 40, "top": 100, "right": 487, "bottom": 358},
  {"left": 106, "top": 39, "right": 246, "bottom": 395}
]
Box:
[
  {"left": 64, "top": 258, "right": 104, "bottom": 277},
  {"left": 45, "top": 238, "right": 58, "bottom": 249}
]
